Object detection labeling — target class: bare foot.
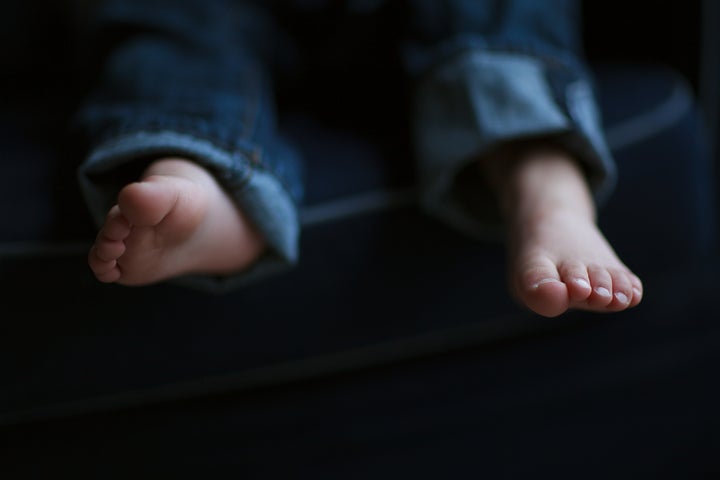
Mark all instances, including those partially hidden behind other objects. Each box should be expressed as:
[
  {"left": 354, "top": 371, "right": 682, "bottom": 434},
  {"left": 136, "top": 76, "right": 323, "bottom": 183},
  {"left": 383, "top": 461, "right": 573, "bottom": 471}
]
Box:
[
  {"left": 482, "top": 143, "right": 643, "bottom": 318},
  {"left": 88, "top": 157, "right": 266, "bottom": 286}
]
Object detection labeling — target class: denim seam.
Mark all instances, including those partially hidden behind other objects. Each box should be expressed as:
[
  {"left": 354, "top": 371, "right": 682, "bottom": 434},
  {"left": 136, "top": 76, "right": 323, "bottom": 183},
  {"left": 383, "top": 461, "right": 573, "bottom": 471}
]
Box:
[
  {"left": 411, "top": 36, "right": 585, "bottom": 82},
  {"left": 83, "top": 118, "right": 261, "bottom": 160},
  {"left": 87, "top": 124, "right": 300, "bottom": 208}
]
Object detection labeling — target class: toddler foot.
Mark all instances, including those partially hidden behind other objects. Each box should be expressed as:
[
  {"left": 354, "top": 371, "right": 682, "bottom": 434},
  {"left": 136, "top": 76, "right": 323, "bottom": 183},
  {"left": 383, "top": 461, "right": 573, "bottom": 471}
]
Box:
[
  {"left": 483, "top": 143, "right": 643, "bottom": 318},
  {"left": 88, "top": 158, "right": 266, "bottom": 286},
  {"left": 510, "top": 206, "right": 643, "bottom": 318}
]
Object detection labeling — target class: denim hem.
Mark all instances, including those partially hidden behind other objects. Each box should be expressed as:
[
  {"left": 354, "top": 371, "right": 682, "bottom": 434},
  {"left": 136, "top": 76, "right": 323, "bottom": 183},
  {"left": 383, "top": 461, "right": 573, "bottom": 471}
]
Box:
[{"left": 412, "top": 48, "right": 617, "bottom": 240}]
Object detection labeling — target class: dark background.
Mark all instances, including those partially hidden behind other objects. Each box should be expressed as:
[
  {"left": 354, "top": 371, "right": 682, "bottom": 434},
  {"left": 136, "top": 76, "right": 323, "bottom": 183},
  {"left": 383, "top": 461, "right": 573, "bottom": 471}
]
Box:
[
  {"left": 0, "top": 2, "right": 708, "bottom": 109},
  {"left": 2, "top": 2, "right": 719, "bottom": 478},
  {"left": 583, "top": 2, "right": 702, "bottom": 91}
]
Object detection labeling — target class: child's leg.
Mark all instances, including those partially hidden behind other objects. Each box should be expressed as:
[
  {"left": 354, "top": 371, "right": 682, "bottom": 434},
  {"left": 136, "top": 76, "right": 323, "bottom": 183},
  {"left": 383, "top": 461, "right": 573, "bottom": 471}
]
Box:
[
  {"left": 482, "top": 143, "right": 643, "bottom": 318},
  {"left": 76, "top": 1, "right": 302, "bottom": 287},
  {"left": 88, "top": 157, "right": 266, "bottom": 286}
]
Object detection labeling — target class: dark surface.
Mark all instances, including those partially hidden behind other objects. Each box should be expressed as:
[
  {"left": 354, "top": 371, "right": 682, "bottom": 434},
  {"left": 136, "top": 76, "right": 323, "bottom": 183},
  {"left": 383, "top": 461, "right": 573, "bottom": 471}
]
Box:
[{"left": 2, "top": 261, "right": 720, "bottom": 479}]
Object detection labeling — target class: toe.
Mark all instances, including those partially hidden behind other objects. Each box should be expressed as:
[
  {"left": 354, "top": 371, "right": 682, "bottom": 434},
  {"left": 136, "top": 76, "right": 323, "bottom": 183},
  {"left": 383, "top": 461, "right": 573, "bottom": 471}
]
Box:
[
  {"left": 118, "top": 180, "right": 178, "bottom": 226},
  {"left": 95, "top": 266, "right": 122, "bottom": 283},
  {"left": 514, "top": 258, "right": 569, "bottom": 318},
  {"left": 629, "top": 274, "right": 643, "bottom": 307},
  {"left": 101, "top": 206, "right": 131, "bottom": 241},
  {"left": 586, "top": 264, "right": 614, "bottom": 308},
  {"left": 94, "top": 238, "right": 126, "bottom": 262},
  {"left": 558, "top": 261, "right": 592, "bottom": 303},
  {"left": 605, "top": 268, "right": 634, "bottom": 311},
  {"left": 516, "top": 256, "right": 561, "bottom": 290},
  {"left": 88, "top": 246, "right": 120, "bottom": 281}
]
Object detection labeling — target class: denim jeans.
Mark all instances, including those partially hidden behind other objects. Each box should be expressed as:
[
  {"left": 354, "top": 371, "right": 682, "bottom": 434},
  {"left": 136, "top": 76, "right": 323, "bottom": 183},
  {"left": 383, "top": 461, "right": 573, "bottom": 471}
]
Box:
[{"left": 73, "top": 0, "right": 615, "bottom": 290}]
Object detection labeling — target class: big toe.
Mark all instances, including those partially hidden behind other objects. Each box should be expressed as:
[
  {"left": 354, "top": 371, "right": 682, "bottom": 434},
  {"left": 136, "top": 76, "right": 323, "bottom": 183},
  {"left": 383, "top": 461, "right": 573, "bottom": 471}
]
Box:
[
  {"left": 514, "top": 259, "right": 570, "bottom": 318},
  {"left": 118, "top": 179, "right": 178, "bottom": 226}
]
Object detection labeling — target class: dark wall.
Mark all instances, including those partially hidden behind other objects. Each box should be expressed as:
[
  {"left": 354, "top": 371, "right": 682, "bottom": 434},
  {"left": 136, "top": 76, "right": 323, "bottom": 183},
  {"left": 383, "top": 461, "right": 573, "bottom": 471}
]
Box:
[{"left": 582, "top": 1, "right": 702, "bottom": 93}]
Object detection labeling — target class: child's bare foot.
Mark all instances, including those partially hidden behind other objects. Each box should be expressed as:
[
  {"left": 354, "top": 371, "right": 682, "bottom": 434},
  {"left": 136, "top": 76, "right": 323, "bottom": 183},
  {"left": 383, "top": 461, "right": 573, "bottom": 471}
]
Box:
[
  {"left": 482, "top": 143, "right": 643, "bottom": 318},
  {"left": 88, "top": 157, "right": 266, "bottom": 286}
]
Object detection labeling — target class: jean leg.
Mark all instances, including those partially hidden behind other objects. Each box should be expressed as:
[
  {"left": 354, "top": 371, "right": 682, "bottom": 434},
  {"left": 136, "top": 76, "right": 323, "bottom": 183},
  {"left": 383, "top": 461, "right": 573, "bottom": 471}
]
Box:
[{"left": 74, "top": 0, "right": 304, "bottom": 286}]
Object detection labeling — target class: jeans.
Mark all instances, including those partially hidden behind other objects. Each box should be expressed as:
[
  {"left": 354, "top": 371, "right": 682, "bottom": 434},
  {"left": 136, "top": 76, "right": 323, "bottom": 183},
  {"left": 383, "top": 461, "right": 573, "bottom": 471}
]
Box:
[{"left": 73, "top": 0, "right": 615, "bottom": 290}]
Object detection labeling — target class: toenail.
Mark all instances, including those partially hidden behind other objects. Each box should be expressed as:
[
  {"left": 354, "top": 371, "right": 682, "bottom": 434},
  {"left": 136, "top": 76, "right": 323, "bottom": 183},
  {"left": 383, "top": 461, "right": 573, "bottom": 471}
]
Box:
[
  {"left": 573, "top": 278, "right": 590, "bottom": 289},
  {"left": 594, "top": 286, "right": 611, "bottom": 297},
  {"left": 614, "top": 292, "right": 629, "bottom": 304},
  {"left": 633, "top": 288, "right": 642, "bottom": 298},
  {"left": 532, "top": 278, "right": 560, "bottom": 289}
]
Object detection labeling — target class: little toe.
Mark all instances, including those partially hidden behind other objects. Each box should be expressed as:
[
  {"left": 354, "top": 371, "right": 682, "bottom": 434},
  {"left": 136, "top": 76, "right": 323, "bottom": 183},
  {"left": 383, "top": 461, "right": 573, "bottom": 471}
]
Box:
[
  {"left": 586, "top": 265, "right": 614, "bottom": 308},
  {"left": 95, "top": 266, "right": 122, "bottom": 283},
  {"left": 629, "top": 274, "right": 644, "bottom": 307}
]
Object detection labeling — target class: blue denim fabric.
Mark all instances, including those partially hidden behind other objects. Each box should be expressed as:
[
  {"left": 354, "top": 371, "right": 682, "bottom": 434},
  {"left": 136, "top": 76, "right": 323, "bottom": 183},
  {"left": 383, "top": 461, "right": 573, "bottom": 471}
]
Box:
[
  {"left": 74, "top": 0, "right": 615, "bottom": 288},
  {"left": 403, "top": 0, "right": 616, "bottom": 238}
]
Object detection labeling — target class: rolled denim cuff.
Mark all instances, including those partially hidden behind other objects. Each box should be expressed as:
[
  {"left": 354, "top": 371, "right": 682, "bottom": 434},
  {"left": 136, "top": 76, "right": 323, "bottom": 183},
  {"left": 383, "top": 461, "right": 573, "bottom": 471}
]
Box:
[
  {"left": 413, "top": 49, "right": 617, "bottom": 239},
  {"left": 77, "top": 130, "right": 299, "bottom": 292}
]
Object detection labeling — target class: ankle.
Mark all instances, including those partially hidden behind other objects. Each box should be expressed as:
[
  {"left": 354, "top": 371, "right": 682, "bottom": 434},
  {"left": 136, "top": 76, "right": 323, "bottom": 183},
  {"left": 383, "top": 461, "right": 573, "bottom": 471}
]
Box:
[{"left": 480, "top": 141, "right": 596, "bottom": 222}]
